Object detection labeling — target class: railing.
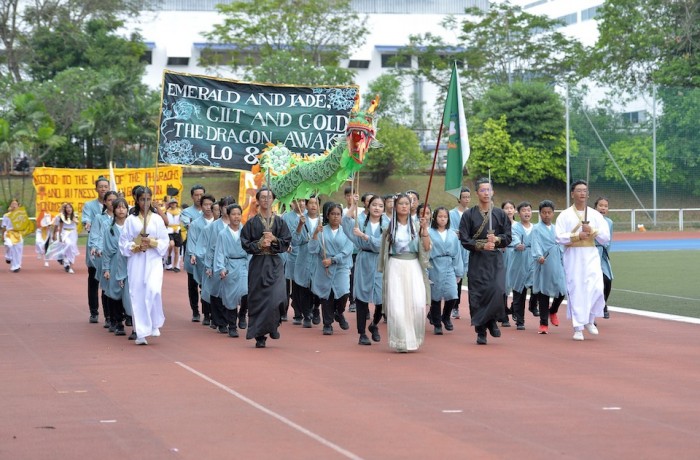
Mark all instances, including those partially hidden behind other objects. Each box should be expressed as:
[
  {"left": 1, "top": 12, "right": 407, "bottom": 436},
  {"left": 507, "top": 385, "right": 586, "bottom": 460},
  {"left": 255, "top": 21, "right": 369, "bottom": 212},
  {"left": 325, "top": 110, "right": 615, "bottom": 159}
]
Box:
[{"left": 528, "top": 208, "right": 700, "bottom": 232}]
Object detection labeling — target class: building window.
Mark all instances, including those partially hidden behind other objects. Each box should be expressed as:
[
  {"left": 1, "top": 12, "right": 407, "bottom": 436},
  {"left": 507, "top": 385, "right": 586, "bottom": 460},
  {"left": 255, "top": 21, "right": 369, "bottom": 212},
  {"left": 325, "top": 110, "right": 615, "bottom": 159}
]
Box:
[
  {"left": 581, "top": 5, "right": 601, "bottom": 21},
  {"left": 381, "top": 53, "right": 411, "bottom": 68},
  {"left": 621, "top": 110, "right": 647, "bottom": 124},
  {"left": 167, "top": 57, "right": 190, "bottom": 66},
  {"left": 348, "top": 59, "right": 370, "bottom": 69},
  {"left": 523, "top": 0, "right": 548, "bottom": 9},
  {"left": 553, "top": 12, "right": 578, "bottom": 29},
  {"left": 140, "top": 50, "right": 153, "bottom": 64}
]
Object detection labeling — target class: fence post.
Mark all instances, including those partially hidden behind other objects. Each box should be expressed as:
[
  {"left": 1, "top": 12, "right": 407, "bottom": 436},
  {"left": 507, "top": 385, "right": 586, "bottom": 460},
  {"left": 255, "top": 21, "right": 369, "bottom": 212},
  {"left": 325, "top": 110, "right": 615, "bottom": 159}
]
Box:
[
  {"left": 679, "top": 209, "right": 684, "bottom": 231},
  {"left": 631, "top": 209, "right": 635, "bottom": 232}
]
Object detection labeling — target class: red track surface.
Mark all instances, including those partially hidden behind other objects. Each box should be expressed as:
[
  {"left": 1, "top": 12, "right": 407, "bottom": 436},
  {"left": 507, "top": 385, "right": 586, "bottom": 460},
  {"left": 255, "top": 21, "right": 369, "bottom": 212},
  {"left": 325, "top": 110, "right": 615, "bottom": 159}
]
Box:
[
  {"left": 2, "top": 254, "right": 699, "bottom": 459},
  {"left": 614, "top": 230, "right": 700, "bottom": 241}
]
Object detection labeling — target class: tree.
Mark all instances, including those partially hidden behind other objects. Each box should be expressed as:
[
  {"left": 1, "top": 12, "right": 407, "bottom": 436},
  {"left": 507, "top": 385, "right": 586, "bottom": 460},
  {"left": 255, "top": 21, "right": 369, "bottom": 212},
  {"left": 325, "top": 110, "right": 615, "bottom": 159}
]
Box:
[
  {"left": 365, "top": 74, "right": 412, "bottom": 125},
  {"left": 473, "top": 82, "right": 565, "bottom": 152},
  {"left": 204, "top": 0, "right": 368, "bottom": 86},
  {"left": 397, "top": 2, "right": 584, "bottom": 101},
  {"left": 605, "top": 136, "right": 673, "bottom": 184},
  {"left": 587, "top": 0, "right": 700, "bottom": 89},
  {"left": 363, "top": 118, "right": 425, "bottom": 183}
]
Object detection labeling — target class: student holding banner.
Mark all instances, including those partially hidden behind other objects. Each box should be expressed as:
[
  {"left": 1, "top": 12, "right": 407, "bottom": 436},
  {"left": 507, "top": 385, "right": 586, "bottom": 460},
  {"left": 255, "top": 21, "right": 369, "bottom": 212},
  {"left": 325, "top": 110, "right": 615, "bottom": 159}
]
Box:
[{"left": 83, "top": 176, "right": 110, "bottom": 324}]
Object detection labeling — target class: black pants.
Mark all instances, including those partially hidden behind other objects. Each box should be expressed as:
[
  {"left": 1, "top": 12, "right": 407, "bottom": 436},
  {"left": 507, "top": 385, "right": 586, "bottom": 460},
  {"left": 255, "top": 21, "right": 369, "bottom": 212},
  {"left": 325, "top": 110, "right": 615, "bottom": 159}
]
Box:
[
  {"left": 210, "top": 295, "right": 225, "bottom": 327},
  {"left": 298, "top": 285, "right": 320, "bottom": 320},
  {"left": 107, "top": 296, "right": 126, "bottom": 326},
  {"left": 87, "top": 266, "right": 100, "bottom": 316},
  {"left": 288, "top": 279, "right": 302, "bottom": 320},
  {"left": 355, "top": 300, "right": 383, "bottom": 334},
  {"left": 322, "top": 292, "right": 349, "bottom": 327},
  {"left": 187, "top": 272, "right": 200, "bottom": 315},
  {"left": 603, "top": 274, "right": 612, "bottom": 303},
  {"left": 348, "top": 253, "right": 357, "bottom": 305},
  {"left": 536, "top": 294, "right": 565, "bottom": 326},
  {"left": 238, "top": 295, "right": 248, "bottom": 321},
  {"left": 430, "top": 298, "right": 459, "bottom": 326},
  {"left": 455, "top": 278, "right": 464, "bottom": 310},
  {"left": 512, "top": 287, "right": 537, "bottom": 326}
]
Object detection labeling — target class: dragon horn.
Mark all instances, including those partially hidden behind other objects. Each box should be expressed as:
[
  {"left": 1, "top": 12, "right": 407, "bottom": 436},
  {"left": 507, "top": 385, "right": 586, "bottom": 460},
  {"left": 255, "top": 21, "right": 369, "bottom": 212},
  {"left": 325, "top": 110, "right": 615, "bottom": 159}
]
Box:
[
  {"left": 352, "top": 93, "right": 361, "bottom": 113},
  {"left": 367, "top": 95, "right": 380, "bottom": 114}
]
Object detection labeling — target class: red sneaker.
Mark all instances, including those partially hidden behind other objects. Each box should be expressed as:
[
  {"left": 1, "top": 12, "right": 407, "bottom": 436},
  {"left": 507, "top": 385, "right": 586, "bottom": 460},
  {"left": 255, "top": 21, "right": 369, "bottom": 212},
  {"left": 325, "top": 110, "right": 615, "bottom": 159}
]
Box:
[
  {"left": 550, "top": 313, "right": 559, "bottom": 326},
  {"left": 538, "top": 324, "right": 548, "bottom": 334}
]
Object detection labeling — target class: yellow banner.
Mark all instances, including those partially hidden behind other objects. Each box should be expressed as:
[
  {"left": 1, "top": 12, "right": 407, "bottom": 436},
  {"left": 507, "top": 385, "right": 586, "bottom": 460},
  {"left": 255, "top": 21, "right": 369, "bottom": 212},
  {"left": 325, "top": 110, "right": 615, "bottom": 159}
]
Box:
[
  {"left": 5, "top": 206, "right": 34, "bottom": 237},
  {"left": 32, "top": 166, "right": 184, "bottom": 217}
]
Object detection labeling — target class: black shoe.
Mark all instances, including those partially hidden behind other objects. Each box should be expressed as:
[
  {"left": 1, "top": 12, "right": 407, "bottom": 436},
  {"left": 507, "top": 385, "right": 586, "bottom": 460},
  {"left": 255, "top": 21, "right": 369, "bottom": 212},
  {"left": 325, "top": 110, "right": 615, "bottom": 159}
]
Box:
[
  {"left": 335, "top": 313, "right": 350, "bottom": 330},
  {"left": 427, "top": 313, "right": 433, "bottom": 325},
  {"left": 209, "top": 322, "right": 217, "bottom": 330},
  {"left": 442, "top": 317, "right": 454, "bottom": 331},
  {"left": 128, "top": 331, "right": 137, "bottom": 340},
  {"left": 280, "top": 314, "right": 288, "bottom": 322},
  {"left": 228, "top": 328, "right": 239, "bottom": 338},
  {"left": 292, "top": 317, "right": 302, "bottom": 325},
  {"left": 322, "top": 325, "right": 333, "bottom": 335},
  {"left": 192, "top": 314, "right": 201, "bottom": 322},
  {"left": 434, "top": 325, "right": 443, "bottom": 335},
  {"left": 218, "top": 325, "right": 228, "bottom": 334},
  {"left": 89, "top": 315, "right": 98, "bottom": 324},
  {"left": 368, "top": 323, "right": 381, "bottom": 342},
  {"left": 302, "top": 318, "right": 312, "bottom": 328},
  {"left": 270, "top": 330, "right": 280, "bottom": 339},
  {"left": 529, "top": 306, "right": 540, "bottom": 317},
  {"left": 255, "top": 337, "right": 267, "bottom": 348},
  {"left": 604, "top": 307, "right": 610, "bottom": 319},
  {"left": 125, "top": 317, "right": 132, "bottom": 327},
  {"left": 516, "top": 324, "right": 526, "bottom": 331},
  {"left": 501, "top": 320, "right": 511, "bottom": 327},
  {"left": 312, "top": 309, "right": 321, "bottom": 325},
  {"left": 115, "top": 327, "right": 126, "bottom": 336},
  {"left": 57, "top": 258, "right": 63, "bottom": 265},
  {"left": 64, "top": 264, "right": 70, "bottom": 272},
  {"left": 358, "top": 334, "right": 371, "bottom": 345},
  {"left": 238, "top": 317, "right": 247, "bottom": 329},
  {"left": 103, "top": 320, "right": 110, "bottom": 329},
  {"left": 108, "top": 323, "right": 117, "bottom": 333},
  {"left": 476, "top": 332, "right": 487, "bottom": 345},
  {"left": 6, "top": 258, "right": 11, "bottom": 264},
  {"left": 202, "top": 318, "right": 210, "bottom": 326},
  {"left": 348, "top": 303, "right": 356, "bottom": 313},
  {"left": 487, "top": 321, "right": 501, "bottom": 338}
]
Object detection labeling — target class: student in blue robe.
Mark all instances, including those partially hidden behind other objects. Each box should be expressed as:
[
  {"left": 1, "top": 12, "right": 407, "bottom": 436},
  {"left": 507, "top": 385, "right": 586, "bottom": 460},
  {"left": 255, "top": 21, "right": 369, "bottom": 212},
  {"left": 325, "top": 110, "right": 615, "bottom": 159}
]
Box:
[
  {"left": 594, "top": 197, "right": 614, "bottom": 319},
  {"left": 186, "top": 194, "right": 216, "bottom": 325},
  {"left": 509, "top": 201, "right": 536, "bottom": 330},
  {"left": 342, "top": 195, "right": 389, "bottom": 345},
  {"left": 202, "top": 197, "right": 235, "bottom": 332},
  {"left": 292, "top": 196, "right": 322, "bottom": 328},
  {"left": 310, "top": 203, "right": 354, "bottom": 336},
  {"left": 101, "top": 198, "right": 133, "bottom": 337},
  {"left": 89, "top": 191, "right": 118, "bottom": 330},
  {"left": 214, "top": 204, "right": 250, "bottom": 338},
  {"left": 182, "top": 185, "right": 205, "bottom": 322},
  {"left": 531, "top": 200, "right": 567, "bottom": 334},
  {"left": 448, "top": 187, "right": 471, "bottom": 322},
  {"left": 428, "top": 207, "right": 464, "bottom": 335},
  {"left": 282, "top": 201, "right": 304, "bottom": 324}
]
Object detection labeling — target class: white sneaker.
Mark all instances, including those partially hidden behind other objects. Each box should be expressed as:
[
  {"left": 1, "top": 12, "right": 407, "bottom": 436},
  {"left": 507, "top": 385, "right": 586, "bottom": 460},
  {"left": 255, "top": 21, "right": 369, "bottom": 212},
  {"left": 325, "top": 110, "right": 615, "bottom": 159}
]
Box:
[
  {"left": 135, "top": 337, "right": 148, "bottom": 345},
  {"left": 584, "top": 323, "right": 599, "bottom": 335},
  {"left": 44, "top": 261, "right": 49, "bottom": 267},
  {"left": 151, "top": 328, "right": 161, "bottom": 337},
  {"left": 573, "top": 330, "right": 584, "bottom": 341},
  {"left": 68, "top": 268, "right": 75, "bottom": 274}
]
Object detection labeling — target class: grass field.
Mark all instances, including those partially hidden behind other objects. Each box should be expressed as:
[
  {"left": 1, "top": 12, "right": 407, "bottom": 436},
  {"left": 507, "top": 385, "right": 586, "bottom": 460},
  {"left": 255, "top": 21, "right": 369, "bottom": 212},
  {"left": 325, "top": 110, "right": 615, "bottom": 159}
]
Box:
[{"left": 609, "top": 251, "right": 700, "bottom": 318}]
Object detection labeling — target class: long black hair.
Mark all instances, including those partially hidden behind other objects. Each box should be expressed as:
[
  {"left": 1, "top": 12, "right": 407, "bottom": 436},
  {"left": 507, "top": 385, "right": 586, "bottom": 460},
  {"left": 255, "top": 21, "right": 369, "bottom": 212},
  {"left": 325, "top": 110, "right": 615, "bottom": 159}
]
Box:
[
  {"left": 387, "top": 193, "right": 416, "bottom": 247},
  {"left": 129, "top": 186, "right": 154, "bottom": 216},
  {"left": 361, "top": 194, "right": 385, "bottom": 235},
  {"left": 102, "top": 191, "right": 118, "bottom": 214},
  {"left": 431, "top": 206, "right": 450, "bottom": 230},
  {"left": 109, "top": 198, "right": 129, "bottom": 235}
]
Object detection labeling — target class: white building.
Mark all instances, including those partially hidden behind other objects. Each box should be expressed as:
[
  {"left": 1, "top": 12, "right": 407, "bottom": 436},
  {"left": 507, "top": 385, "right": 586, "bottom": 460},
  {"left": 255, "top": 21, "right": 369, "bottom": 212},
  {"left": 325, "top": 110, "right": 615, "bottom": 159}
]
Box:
[{"left": 125, "top": 0, "right": 489, "bottom": 149}]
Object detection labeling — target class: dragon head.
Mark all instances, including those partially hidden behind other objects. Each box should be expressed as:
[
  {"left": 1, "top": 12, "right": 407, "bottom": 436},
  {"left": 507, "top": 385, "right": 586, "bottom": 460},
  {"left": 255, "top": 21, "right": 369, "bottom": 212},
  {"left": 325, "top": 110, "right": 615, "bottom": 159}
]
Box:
[{"left": 346, "top": 94, "right": 379, "bottom": 164}]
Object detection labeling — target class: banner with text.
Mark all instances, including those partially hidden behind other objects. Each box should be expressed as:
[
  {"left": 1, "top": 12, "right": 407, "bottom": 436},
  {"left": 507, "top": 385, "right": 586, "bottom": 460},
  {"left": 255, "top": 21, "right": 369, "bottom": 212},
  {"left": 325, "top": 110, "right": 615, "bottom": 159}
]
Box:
[
  {"left": 158, "top": 71, "right": 358, "bottom": 171},
  {"left": 32, "top": 166, "right": 183, "bottom": 219}
]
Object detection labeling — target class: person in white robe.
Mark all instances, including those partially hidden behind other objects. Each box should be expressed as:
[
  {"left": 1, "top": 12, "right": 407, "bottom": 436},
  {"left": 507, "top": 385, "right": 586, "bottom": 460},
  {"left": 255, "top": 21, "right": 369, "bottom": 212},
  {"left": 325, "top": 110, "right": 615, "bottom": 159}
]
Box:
[
  {"left": 555, "top": 180, "right": 611, "bottom": 341},
  {"left": 119, "top": 186, "right": 169, "bottom": 345},
  {"left": 2, "top": 199, "right": 24, "bottom": 272}
]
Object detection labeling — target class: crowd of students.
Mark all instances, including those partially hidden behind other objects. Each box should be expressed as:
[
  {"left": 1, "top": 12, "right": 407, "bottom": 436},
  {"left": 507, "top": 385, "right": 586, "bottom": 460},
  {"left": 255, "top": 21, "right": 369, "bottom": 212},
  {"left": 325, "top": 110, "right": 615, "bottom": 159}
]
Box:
[{"left": 2, "top": 176, "right": 614, "bottom": 349}]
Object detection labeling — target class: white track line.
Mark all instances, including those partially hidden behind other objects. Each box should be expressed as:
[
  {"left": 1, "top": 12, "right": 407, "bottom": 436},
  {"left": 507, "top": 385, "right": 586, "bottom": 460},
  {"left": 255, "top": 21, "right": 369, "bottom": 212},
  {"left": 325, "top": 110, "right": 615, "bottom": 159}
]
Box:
[
  {"left": 612, "top": 288, "right": 700, "bottom": 302},
  {"left": 175, "top": 361, "right": 364, "bottom": 460}
]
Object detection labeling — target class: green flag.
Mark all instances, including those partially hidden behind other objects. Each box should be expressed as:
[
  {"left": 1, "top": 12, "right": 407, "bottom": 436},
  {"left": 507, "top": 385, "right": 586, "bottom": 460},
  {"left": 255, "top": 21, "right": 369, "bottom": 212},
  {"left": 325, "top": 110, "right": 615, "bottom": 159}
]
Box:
[{"left": 443, "top": 63, "right": 470, "bottom": 197}]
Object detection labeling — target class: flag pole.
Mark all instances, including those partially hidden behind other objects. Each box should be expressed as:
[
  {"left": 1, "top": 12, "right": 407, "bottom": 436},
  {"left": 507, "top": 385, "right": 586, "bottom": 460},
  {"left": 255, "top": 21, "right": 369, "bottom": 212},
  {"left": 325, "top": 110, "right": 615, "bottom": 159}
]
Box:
[{"left": 423, "top": 100, "right": 447, "bottom": 219}]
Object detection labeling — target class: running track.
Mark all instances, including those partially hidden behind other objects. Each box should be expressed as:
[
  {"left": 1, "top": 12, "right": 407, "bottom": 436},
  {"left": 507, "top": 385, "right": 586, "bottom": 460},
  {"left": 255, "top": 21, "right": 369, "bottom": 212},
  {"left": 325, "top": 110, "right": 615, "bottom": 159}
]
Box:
[{"left": 1, "top": 232, "right": 699, "bottom": 459}]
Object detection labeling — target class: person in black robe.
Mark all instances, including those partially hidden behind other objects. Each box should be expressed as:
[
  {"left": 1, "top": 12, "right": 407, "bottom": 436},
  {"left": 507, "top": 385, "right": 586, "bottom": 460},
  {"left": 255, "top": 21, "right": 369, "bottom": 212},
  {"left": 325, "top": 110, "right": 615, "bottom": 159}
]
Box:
[
  {"left": 459, "top": 177, "right": 512, "bottom": 345},
  {"left": 240, "top": 188, "right": 292, "bottom": 348}
]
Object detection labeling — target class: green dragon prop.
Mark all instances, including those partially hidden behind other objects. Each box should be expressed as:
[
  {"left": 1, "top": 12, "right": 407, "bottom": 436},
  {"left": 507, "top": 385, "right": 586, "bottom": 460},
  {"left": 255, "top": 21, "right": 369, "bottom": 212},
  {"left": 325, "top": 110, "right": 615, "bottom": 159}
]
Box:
[{"left": 254, "top": 95, "right": 379, "bottom": 206}]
